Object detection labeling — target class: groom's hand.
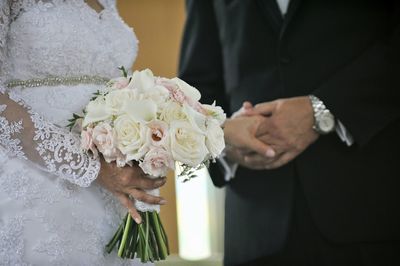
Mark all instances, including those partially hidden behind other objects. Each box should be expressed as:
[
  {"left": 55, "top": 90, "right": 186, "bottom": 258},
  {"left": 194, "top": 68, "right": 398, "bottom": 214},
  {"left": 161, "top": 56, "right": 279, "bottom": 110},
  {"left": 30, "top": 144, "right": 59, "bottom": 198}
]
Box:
[
  {"left": 244, "top": 96, "right": 319, "bottom": 169},
  {"left": 223, "top": 115, "right": 276, "bottom": 158}
]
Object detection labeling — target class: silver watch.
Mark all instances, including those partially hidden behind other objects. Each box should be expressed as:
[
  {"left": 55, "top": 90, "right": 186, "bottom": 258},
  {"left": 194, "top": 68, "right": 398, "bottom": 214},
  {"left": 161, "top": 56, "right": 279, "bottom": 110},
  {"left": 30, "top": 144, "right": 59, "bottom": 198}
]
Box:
[{"left": 309, "top": 95, "right": 335, "bottom": 135}]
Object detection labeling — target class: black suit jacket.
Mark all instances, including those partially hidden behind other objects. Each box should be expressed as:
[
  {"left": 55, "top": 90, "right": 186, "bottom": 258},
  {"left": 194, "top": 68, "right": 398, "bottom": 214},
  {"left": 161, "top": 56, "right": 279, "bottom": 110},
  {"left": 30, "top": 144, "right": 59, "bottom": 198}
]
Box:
[{"left": 179, "top": 0, "right": 400, "bottom": 265}]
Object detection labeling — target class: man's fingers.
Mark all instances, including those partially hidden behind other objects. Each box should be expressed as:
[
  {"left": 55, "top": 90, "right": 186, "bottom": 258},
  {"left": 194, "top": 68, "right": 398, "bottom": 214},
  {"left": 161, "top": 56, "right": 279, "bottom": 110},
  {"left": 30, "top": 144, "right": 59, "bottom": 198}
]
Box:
[
  {"left": 246, "top": 137, "right": 276, "bottom": 158},
  {"left": 129, "top": 189, "right": 167, "bottom": 205},
  {"left": 115, "top": 193, "right": 142, "bottom": 224},
  {"left": 254, "top": 101, "right": 276, "bottom": 116},
  {"left": 242, "top": 101, "right": 253, "bottom": 110}
]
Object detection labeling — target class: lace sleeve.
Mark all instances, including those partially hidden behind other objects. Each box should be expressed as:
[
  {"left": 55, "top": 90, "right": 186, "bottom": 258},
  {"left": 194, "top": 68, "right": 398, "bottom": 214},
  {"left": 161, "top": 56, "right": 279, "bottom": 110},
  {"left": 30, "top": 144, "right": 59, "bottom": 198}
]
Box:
[
  {"left": 0, "top": 89, "right": 101, "bottom": 187},
  {"left": 0, "top": 1, "right": 100, "bottom": 187}
]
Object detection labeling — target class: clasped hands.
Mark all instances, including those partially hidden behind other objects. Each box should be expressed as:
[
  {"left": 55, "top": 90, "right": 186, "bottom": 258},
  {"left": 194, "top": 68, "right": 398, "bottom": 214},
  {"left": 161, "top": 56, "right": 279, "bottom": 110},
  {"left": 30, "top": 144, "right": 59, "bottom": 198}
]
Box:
[{"left": 223, "top": 96, "right": 319, "bottom": 170}]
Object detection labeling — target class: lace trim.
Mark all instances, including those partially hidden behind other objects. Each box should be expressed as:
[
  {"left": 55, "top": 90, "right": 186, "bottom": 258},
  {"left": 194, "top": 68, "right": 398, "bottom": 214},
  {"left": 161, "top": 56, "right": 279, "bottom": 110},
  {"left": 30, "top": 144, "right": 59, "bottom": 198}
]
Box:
[
  {"left": 2, "top": 91, "right": 101, "bottom": 187},
  {"left": 30, "top": 110, "right": 100, "bottom": 187},
  {"left": 0, "top": 104, "right": 26, "bottom": 159}
]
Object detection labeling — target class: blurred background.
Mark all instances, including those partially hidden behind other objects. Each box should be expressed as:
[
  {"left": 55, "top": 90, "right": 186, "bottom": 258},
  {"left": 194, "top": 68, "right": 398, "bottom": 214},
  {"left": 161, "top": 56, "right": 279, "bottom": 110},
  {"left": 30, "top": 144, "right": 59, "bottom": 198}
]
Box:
[{"left": 117, "top": 1, "right": 225, "bottom": 265}]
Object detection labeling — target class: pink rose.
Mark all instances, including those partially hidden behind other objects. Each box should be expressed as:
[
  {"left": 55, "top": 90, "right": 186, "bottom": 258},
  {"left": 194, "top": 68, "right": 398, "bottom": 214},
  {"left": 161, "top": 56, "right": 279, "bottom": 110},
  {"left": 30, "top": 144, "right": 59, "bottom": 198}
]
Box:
[
  {"left": 156, "top": 77, "right": 206, "bottom": 114},
  {"left": 147, "top": 120, "right": 169, "bottom": 147},
  {"left": 81, "top": 127, "right": 98, "bottom": 158},
  {"left": 156, "top": 78, "right": 186, "bottom": 104},
  {"left": 92, "top": 122, "right": 119, "bottom": 163},
  {"left": 139, "top": 148, "right": 175, "bottom": 177},
  {"left": 110, "top": 77, "right": 130, "bottom": 90}
]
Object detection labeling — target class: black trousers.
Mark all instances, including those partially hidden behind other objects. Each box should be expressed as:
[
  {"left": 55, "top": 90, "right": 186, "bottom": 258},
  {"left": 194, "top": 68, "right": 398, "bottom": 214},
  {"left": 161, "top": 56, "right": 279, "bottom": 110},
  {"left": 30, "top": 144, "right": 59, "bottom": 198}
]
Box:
[{"left": 239, "top": 177, "right": 400, "bottom": 266}]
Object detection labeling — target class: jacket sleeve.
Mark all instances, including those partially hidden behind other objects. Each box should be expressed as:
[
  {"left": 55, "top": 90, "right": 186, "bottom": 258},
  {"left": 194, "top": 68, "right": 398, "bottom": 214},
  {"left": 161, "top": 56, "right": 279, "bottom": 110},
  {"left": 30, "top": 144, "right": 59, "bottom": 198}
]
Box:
[
  {"left": 179, "top": 0, "right": 229, "bottom": 187},
  {"left": 313, "top": 2, "right": 400, "bottom": 147}
]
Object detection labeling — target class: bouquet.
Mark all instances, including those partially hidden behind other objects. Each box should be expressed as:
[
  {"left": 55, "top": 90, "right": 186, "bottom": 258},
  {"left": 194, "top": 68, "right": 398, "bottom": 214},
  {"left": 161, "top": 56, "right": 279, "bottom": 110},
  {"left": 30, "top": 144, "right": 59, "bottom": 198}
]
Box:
[{"left": 68, "top": 67, "right": 226, "bottom": 262}]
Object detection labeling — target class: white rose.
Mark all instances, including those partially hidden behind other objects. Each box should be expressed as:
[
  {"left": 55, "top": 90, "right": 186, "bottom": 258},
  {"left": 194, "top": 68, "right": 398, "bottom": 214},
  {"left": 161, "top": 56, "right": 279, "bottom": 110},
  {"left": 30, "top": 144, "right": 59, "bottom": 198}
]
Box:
[
  {"left": 171, "top": 77, "right": 201, "bottom": 102},
  {"left": 182, "top": 103, "right": 207, "bottom": 133},
  {"left": 202, "top": 101, "right": 227, "bottom": 126},
  {"left": 82, "top": 97, "right": 111, "bottom": 127},
  {"left": 205, "top": 118, "right": 225, "bottom": 158},
  {"left": 170, "top": 121, "right": 208, "bottom": 166},
  {"left": 127, "top": 69, "right": 155, "bottom": 92},
  {"left": 143, "top": 85, "right": 170, "bottom": 109},
  {"left": 105, "top": 88, "right": 136, "bottom": 116},
  {"left": 159, "top": 101, "right": 188, "bottom": 123},
  {"left": 114, "top": 114, "right": 148, "bottom": 161}
]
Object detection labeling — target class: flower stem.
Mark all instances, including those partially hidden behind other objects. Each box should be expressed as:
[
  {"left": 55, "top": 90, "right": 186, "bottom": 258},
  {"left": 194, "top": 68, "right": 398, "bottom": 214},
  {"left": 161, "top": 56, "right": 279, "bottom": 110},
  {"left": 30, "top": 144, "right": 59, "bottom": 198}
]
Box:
[
  {"left": 105, "top": 214, "right": 127, "bottom": 253},
  {"left": 118, "top": 214, "right": 132, "bottom": 257},
  {"left": 151, "top": 211, "right": 168, "bottom": 259}
]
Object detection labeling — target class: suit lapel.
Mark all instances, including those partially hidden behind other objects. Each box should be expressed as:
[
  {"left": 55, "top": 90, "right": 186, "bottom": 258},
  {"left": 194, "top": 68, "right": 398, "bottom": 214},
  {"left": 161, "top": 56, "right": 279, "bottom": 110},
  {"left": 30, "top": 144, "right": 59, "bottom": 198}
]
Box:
[
  {"left": 279, "top": 0, "right": 302, "bottom": 39},
  {"left": 256, "top": 0, "right": 284, "bottom": 33}
]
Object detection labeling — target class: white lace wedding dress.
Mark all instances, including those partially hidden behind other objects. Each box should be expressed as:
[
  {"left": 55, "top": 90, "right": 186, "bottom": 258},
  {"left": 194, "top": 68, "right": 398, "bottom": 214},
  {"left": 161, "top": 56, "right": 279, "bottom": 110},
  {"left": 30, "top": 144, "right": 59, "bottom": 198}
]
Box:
[{"left": 0, "top": 0, "right": 153, "bottom": 265}]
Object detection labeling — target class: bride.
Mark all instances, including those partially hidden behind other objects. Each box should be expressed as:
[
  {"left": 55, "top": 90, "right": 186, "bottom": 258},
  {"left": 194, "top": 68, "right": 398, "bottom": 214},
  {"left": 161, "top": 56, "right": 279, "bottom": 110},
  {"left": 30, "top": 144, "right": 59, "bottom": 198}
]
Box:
[{"left": 0, "top": 0, "right": 166, "bottom": 265}]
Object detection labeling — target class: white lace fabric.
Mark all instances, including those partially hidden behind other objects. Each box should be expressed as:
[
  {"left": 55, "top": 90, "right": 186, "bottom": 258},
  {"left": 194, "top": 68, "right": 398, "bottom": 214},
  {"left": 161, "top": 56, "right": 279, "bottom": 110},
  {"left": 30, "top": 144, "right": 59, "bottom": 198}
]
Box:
[{"left": 0, "top": 91, "right": 100, "bottom": 187}]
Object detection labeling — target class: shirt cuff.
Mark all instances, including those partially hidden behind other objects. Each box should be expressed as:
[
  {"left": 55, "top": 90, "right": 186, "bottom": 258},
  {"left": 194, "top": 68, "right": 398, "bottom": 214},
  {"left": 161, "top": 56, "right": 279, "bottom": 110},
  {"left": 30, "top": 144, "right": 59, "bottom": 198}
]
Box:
[
  {"left": 335, "top": 120, "right": 354, "bottom": 146},
  {"left": 217, "top": 151, "right": 238, "bottom": 182}
]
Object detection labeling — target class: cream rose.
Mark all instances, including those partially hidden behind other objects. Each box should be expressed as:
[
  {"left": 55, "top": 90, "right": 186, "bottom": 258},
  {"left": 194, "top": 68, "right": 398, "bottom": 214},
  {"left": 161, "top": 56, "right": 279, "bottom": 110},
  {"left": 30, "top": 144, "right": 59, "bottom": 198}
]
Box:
[
  {"left": 170, "top": 121, "right": 208, "bottom": 166},
  {"left": 182, "top": 103, "right": 207, "bottom": 133},
  {"left": 114, "top": 114, "right": 148, "bottom": 161},
  {"left": 159, "top": 101, "right": 188, "bottom": 124},
  {"left": 205, "top": 118, "right": 225, "bottom": 158},
  {"left": 105, "top": 88, "right": 136, "bottom": 116},
  {"left": 202, "top": 101, "right": 227, "bottom": 126}
]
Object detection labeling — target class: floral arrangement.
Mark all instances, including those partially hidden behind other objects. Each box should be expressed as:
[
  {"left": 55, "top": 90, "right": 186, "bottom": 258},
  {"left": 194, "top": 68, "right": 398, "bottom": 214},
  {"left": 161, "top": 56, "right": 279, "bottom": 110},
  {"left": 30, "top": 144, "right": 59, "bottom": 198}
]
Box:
[{"left": 69, "top": 67, "right": 226, "bottom": 262}]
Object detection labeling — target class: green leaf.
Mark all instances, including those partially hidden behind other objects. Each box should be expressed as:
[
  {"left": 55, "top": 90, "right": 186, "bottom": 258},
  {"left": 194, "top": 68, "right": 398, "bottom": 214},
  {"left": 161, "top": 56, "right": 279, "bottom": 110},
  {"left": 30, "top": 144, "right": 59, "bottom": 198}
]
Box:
[{"left": 118, "top": 66, "right": 128, "bottom": 78}]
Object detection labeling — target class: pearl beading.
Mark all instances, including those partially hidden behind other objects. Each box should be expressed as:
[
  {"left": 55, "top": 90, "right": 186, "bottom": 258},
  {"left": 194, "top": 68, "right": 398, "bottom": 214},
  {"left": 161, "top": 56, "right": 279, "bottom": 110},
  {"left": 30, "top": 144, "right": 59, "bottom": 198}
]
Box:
[{"left": 6, "top": 75, "right": 109, "bottom": 89}]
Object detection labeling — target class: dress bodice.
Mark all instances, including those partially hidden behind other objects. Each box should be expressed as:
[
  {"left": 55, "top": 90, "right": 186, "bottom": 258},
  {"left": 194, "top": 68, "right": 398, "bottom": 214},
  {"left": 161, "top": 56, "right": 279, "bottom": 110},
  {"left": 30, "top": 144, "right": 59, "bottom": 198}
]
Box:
[{"left": 2, "top": 0, "right": 137, "bottom": 81}]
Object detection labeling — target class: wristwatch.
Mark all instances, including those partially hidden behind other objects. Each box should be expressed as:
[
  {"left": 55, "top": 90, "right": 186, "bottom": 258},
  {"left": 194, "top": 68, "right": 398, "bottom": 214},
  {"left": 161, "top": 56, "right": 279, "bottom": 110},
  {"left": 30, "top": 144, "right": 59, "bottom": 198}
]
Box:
[{"left": 309, "top": 95, "right": 336, "bottom": 135}]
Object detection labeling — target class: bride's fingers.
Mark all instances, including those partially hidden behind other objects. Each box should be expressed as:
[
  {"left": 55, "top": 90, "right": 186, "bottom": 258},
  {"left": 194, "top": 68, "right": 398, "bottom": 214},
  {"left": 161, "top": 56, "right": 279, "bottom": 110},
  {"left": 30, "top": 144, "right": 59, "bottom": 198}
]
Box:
[
  {"left": 126, "top": 170, "right": 166, "bottom": 190},
  {"left": 115, "top": 192, "right": 142, "bottom": 224},
  {"left": 129, "top": 189, "right": 167, "bottom": 205}
]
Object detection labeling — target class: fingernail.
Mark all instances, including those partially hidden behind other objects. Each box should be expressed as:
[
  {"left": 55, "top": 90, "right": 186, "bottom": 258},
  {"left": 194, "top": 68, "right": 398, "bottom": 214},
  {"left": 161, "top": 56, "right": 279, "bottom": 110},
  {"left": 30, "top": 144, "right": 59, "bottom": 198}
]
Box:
[
  {"left": 266, "top": 149, "right": 276, "bottom": 158},
  {"left": 134, "top": 217, "right": 142, "bottom": 224},
  {"left": 156, "top": 179, "right": 166, "bottom": 186},
  {"left": 159, "top": 199, "right": 167, "bottom": 205}
]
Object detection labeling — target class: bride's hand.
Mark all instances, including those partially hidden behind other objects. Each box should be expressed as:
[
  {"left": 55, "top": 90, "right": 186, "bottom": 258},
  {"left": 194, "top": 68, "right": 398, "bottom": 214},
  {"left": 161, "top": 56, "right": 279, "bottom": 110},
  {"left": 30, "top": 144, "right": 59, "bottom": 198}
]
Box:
[{"left": 96, "top": 158, "right": 167, "bottom": 224}]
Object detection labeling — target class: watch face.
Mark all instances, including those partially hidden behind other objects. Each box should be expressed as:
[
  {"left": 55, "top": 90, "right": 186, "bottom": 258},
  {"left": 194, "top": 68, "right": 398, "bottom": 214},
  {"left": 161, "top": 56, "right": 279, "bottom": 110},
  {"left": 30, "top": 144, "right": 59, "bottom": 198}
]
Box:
[{"left": 318, "top": 113, "right": 335, "bottom": 133}]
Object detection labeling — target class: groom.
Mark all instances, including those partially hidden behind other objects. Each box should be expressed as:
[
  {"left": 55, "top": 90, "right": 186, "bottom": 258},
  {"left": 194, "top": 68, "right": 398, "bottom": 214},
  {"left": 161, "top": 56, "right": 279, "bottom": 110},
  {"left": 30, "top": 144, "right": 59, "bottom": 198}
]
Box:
[{"left": 179, "top": 0, "right": 400, "bottom": 265}]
